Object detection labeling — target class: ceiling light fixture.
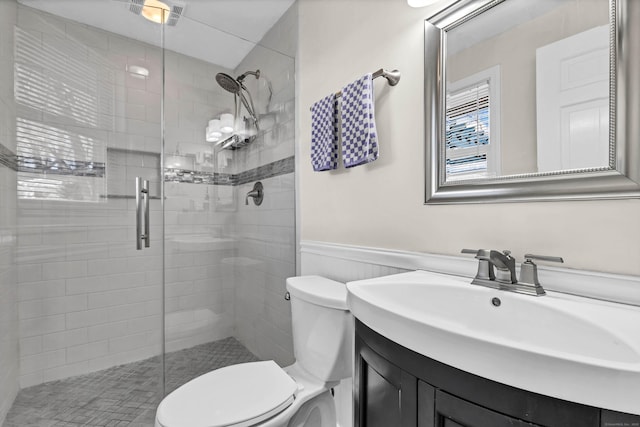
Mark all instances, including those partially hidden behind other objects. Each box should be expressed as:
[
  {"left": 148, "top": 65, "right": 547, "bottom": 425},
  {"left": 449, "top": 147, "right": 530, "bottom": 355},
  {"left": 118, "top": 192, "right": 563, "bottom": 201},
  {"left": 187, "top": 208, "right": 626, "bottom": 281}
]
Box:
[
  {"left": 407, "top": 0, "right": 441, "bottom": 7},
  {"left": 141, "top": 0, "right": 170, "bottom": 24},
  {"left": 129, "top": 0, "right": 186, "bottom": 26}
]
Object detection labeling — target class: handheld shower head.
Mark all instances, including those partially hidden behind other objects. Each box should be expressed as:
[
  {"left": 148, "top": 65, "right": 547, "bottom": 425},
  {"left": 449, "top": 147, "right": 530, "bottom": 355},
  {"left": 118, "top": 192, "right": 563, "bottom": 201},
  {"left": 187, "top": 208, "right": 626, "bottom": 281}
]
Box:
[
  {"left": 215, "top": 70, "right": 261, "bottom": 131},
  {"left": 215, "top": 70, "right": 260, "bottom": 92},
  {"left": 215, "top": 73, "right": 241, "bottom": 94}
]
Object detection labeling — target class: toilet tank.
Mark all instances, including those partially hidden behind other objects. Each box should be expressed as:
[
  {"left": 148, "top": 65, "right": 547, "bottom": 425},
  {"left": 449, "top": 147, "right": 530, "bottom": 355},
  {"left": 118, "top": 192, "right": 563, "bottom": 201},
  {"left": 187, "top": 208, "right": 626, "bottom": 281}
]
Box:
[{"left": 286, "top": 276, "right": 353, "bottom": 382}]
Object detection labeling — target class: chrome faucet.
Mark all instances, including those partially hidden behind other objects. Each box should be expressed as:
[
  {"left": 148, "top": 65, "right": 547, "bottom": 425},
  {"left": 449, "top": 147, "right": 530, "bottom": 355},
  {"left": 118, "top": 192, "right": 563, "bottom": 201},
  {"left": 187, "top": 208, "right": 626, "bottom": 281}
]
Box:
[
  {"left": 461, "top": 249, "right": 563, "bottom": 296},
  {"left": 489, "top": 250, "right": 517, "bottom": 284}
]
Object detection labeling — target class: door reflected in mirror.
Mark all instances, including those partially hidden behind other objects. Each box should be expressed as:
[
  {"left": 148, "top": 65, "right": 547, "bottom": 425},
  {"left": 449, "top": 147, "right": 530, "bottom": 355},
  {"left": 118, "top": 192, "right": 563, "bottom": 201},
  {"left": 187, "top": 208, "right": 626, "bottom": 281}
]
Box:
[{"left": 444, "top": 0, "right": 610, "bottom": 183}]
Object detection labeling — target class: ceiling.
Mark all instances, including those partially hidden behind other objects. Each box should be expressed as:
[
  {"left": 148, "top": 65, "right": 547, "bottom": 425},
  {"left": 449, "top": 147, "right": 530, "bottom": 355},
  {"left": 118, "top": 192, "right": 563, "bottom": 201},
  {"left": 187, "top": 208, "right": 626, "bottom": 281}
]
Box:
[
  {"left": 17, "top": 0, "right": 296, "bottom": 69},
  {"left": 446, "top": 0, "right": 564, "bottom": 55}
]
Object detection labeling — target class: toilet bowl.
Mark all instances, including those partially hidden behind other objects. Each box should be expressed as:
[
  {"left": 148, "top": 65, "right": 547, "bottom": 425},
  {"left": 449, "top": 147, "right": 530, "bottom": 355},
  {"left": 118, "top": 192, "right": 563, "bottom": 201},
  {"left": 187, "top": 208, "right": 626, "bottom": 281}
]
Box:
[{"left": 155, "top": 276, "right": 352, "bottom": 427}]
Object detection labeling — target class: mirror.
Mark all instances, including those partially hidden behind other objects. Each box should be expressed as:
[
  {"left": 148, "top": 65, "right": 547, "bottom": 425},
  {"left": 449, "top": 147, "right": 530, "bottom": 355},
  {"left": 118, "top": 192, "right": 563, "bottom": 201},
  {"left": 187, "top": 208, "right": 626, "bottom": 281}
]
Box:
[{"left": 424, "top": 0, "right": 640, "bottom": 203}]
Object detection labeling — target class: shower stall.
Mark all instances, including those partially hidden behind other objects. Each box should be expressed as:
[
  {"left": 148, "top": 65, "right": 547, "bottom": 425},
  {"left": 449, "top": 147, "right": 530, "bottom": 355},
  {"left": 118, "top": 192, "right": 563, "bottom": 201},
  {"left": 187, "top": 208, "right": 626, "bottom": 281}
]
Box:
[{"left": 0, "top": 0, "right": 297, "bottom": 425}]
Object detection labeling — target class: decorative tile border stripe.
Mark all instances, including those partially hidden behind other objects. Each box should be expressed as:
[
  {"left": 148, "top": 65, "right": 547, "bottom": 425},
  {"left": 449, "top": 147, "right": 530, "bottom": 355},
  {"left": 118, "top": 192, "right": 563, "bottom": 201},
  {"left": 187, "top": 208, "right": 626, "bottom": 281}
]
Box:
[
  {"left": 164, "top": 170, "right": 236, "bottom": 185},
  {"left": 1, "top": 142, "right": 106, "bottom": 176},
  {"left": 164, "top": 155, "right": 294, "bottom": 186},
  {"left": 2, "top": 139, "right": 294, "bottom": 186},
  {"left": 235, "top": 156, "right": 295, "bottom": 185},
  {"left": 17, "top": 156, "right": 105, "bottom": 177},
  {"left": 0, "top": 142, "right": 18, "bottom": 171}
]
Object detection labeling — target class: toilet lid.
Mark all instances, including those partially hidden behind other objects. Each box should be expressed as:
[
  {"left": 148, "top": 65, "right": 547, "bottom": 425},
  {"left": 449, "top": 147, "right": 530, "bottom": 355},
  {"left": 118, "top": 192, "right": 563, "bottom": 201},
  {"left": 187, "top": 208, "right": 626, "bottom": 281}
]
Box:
[{"left": 156, "top": 361, "right": 298, "bottom": 427}]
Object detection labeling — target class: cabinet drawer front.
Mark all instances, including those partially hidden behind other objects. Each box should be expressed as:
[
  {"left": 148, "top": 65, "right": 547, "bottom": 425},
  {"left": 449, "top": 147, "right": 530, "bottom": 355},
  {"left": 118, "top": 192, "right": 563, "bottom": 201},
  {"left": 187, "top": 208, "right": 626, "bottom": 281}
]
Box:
[{"left": 435, "top": 390, "right": 541, "bottom": 427}]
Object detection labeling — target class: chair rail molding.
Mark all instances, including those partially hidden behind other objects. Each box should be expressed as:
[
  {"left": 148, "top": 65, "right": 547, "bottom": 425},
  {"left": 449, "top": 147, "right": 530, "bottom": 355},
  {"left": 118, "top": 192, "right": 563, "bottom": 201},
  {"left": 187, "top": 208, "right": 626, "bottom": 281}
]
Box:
[{"left": 300, "top": 240, "right": 640, "bottom": 307}]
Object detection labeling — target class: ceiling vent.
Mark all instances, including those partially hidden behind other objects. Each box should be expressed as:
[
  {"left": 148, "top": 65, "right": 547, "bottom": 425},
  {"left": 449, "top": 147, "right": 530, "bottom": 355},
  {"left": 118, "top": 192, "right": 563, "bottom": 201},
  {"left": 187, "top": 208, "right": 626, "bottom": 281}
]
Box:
[
  {"left": 129, "top": 0, "right": 144, "bottom": 15},
  {"left": 166, "top": 3, "right": 185, "bottom": 27},
  {"left": 129, "top": 0, "right": 186, "bottom": 26}
]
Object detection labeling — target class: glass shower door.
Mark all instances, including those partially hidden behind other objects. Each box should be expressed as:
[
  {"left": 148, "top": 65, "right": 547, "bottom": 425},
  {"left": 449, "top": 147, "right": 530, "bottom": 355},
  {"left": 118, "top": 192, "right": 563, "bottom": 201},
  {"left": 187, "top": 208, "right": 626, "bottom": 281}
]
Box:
[
  {"left": 161, "top": 16, "right": 249, "bottom": 392},
  {"left": 160, "top": 7, "right": 297, "bottom": 396},
  {"left": 6, "top": 4, "right": 165, "bottom": 425}
]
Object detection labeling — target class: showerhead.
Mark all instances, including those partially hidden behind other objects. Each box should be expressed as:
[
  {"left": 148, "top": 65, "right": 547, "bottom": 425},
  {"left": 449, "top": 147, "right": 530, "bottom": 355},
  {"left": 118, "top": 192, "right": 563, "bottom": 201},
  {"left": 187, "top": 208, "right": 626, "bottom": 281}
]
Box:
[
  {"left": 215, "top": 70, "right": 261, "bottom": 92},
  {"left": 215, "top": 70, "right": 261, "bottom": 127},
  {"left": 215, "top": 73, "right": 241, "bottom": 94}
]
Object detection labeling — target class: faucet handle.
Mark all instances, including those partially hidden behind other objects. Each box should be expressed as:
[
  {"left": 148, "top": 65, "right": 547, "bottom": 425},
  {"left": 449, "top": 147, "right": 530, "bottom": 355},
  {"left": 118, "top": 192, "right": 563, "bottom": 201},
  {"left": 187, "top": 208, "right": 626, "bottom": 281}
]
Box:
[
  {"left": 524, "top": 254, "right": 564, "bottom": 264},
  {"left": 461, "top": 249, "right": 495, "bottom": 281},
  {"left": 519, "top": 254, "right": 563, "bottom": 289}
]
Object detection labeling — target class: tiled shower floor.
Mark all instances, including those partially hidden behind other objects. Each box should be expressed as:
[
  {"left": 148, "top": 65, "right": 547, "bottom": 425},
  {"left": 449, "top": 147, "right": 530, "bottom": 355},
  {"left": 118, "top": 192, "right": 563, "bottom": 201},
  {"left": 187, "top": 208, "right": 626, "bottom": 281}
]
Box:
[{"left": 3, "top": 337, "right": 260, "bottom": 427}]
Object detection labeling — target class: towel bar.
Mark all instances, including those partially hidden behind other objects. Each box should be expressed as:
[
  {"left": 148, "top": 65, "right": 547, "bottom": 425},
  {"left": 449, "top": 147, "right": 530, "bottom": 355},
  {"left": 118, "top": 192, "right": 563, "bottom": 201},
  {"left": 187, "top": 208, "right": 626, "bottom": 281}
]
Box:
[{"left": 335, "top": 68, "right": 401, "bottom": 98}]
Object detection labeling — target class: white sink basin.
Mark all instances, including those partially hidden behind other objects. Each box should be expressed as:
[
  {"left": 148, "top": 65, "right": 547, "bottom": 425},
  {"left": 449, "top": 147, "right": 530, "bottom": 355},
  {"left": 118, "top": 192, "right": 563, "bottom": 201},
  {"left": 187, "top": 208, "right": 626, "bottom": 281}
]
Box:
[{"left": 347, "top": 270, "right": 640, "bottom": 415}]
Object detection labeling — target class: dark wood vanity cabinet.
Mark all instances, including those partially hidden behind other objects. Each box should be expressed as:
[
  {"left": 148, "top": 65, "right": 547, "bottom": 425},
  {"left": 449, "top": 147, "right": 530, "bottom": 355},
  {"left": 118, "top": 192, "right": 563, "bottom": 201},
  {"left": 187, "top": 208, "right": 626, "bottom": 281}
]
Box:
[
  {"left": 419, "top": 383, "right": 543, "bottom": 427},
  {"left": 355, "top": 333, "right": 417, "bottom": 427},
  {"left": 354, "top": 319, "right": 640, "bottom": 427}
]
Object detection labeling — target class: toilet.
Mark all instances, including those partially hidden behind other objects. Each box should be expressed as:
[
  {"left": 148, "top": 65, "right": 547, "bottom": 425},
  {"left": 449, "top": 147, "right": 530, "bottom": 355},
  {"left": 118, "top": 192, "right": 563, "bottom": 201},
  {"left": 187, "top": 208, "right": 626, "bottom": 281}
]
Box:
[{"left": 155, "top": 276, "right": 352, "bottom": 427}]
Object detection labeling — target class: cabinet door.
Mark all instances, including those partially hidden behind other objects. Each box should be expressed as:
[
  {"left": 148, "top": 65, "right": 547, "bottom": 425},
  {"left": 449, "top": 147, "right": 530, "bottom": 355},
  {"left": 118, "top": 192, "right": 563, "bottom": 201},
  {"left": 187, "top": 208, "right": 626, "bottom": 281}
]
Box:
[
  {"left": 355, "top": 338, "right": 417, "bottom": 427},
  {"left": 432, "top": 389, "right": 541, "bottom": 427}
]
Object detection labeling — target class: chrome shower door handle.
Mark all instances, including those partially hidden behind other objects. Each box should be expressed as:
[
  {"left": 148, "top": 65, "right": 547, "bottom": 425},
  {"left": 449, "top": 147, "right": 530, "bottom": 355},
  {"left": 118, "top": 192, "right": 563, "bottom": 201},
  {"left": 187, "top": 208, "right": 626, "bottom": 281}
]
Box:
[
  {"left": 143, "top": 179, "right": 150, "bottom": 248},
  {"left": 136, "top": 177, "right": 142, "bottom": 250},
  {"left": 135, "top": 177, "right": 150, "bottom": 250}
]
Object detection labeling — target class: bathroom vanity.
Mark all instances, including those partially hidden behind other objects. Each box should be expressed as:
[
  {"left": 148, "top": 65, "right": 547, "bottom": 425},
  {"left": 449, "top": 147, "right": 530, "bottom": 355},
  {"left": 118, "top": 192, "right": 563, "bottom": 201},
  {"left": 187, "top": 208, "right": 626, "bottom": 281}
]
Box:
[
  {"left": 347, "top": 270, "right": 640, "bottom": 427},
  {"left": 354, "top": 319, "right": 639, "bottom": 427}
]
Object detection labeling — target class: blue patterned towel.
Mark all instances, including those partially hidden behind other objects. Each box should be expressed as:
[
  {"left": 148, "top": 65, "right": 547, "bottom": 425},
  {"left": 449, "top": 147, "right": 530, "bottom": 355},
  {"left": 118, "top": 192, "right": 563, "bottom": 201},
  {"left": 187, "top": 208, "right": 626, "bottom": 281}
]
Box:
[
  {"left": 340, "top": 73, "right": 378, "bottom": 168},
  {"left": 310, "top": 94, "right": 338, "bottom": 171}
]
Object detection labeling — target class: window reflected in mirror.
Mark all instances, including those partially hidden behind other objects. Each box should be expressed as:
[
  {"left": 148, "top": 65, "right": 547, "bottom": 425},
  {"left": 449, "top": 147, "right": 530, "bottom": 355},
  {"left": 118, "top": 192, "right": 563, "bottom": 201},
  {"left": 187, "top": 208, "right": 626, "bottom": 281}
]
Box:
[{"left": 446, "top": 66, "right": 500, "bottom": 180}]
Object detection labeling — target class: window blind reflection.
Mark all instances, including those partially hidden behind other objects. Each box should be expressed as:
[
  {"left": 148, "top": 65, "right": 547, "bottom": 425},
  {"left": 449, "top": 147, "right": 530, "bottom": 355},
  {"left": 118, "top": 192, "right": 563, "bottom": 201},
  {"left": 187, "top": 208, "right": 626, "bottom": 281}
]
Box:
[
  {"left": 14, "top": 25, "right": 112, "bottom": 201},
  {"left": 446, "top": 81, "right": 491, "bottom": 178}
]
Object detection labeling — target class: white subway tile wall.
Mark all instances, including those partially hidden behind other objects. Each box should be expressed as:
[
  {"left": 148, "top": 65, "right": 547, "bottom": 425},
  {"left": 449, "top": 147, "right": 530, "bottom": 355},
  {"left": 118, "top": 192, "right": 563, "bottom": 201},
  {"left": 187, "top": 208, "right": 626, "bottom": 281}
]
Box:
[
  {"left": 17, "top": 199, "right": 166, "bottom": 388},
  {"left": 233, "top": 174, "right": 296, "bottom": 365},
  {"left": 163, "top": 181, "right": 237, "bottom": 353},
  {"left": 0, "top": 0, "right": 19, "bottom": 424},
  {"left": 230, "top": 3, "right": 297, "bottom": 366}
]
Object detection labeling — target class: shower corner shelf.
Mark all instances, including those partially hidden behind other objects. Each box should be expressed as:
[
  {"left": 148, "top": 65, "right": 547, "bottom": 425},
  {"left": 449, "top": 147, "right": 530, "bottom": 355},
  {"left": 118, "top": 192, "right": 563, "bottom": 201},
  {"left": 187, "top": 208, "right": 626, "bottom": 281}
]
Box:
[{"left": 216, "top": 134, "right": 257, "bottom": 151}]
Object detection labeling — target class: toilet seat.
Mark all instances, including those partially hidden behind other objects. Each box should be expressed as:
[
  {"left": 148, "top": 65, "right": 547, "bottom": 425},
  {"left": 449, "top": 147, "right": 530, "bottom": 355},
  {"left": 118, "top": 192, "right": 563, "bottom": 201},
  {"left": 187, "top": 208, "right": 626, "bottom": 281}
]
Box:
[{"left": 156, "top": 361, "right": 298, "bottom": 427}]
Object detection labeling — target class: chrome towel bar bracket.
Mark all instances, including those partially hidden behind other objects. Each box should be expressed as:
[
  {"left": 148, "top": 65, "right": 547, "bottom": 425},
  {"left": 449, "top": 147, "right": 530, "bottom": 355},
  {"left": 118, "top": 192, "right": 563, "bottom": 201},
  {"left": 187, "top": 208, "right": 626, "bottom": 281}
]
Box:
[{"left": 334, "top": 68, "right": 401, "bottom": 98}]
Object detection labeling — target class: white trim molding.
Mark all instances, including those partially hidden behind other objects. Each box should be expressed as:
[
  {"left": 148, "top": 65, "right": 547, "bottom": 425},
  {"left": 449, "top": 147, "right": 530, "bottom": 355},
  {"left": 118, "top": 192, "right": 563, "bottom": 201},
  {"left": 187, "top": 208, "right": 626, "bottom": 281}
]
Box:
[{"left": 300, "top": 240, "right": 640, "bottom": 307}]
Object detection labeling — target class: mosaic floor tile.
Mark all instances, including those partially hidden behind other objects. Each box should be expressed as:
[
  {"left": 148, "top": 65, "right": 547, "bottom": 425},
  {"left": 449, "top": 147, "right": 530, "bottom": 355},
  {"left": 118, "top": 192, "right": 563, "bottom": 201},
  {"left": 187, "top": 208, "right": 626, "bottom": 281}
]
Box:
[{"left": 4, "top": 337, "right": 259, "bottom": 427}]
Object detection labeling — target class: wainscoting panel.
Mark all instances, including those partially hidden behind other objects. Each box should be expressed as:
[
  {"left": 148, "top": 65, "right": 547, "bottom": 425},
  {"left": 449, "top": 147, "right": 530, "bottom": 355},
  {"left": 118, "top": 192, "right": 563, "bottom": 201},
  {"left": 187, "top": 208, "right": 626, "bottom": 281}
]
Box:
[{"left": 300, "top": 241, "right": 640, "bottom": 307}]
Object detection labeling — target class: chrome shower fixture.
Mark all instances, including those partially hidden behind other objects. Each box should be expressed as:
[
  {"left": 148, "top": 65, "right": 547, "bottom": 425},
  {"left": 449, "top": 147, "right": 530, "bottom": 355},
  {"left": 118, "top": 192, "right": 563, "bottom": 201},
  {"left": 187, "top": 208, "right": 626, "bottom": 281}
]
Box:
[
  {"left": 215, "top": 72, "right": 242, "bottom": 94},
  {"left": 215, "top": 70, "right": 261, "bottom": 125},
  {"left": 237, "top": 70, "right": 260, "bottom": 82}
]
